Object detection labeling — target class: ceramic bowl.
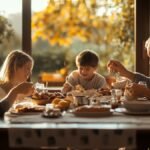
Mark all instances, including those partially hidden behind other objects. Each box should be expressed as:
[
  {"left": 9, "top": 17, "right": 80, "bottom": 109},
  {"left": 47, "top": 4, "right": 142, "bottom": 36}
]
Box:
[{"left": 123, "top": 99, "right": 150, "bottom": 112}]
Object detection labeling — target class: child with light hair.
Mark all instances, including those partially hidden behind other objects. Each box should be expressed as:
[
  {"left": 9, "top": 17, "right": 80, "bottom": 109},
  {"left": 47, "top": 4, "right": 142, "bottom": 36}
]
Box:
[
  {"left": 0, "top": 50, "right": 34, "bottom": 98},
  {"left": 62, "top": 50, "right": 106, "bottom": 93}
]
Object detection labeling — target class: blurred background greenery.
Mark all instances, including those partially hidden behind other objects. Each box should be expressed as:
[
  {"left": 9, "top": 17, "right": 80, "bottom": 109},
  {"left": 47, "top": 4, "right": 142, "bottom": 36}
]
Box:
[{"left": 0, "top": 0, "right": 134, "bottom": 84}]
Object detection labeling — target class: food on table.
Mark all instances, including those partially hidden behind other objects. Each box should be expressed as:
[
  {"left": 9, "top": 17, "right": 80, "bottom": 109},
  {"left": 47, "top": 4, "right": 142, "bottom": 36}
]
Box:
[
  {"left": 56, "top": 100, "right": 70, "bottom": 110},
  {"left": 31, "top": 91, "right": 65, "bottom": 105},
  {"left": 15, "top": 106, "right": 44, "bottom": 113},
  {"left": 74, "top": 105, "right": 110, "bottom": 113},
  {"left": 64, "top": 99, "right": 72, "bottom": 105},
  {"left": 43, "top": 105, "right": 62, "bottom": 118},
  {"left": 124, "top": 85, "right": 137, "bottom": 101},
  {"left": 70, "top": 88, "right": 111, "bottom": 97},
  {"left": 75, "top": 84, "right": 85, "bottom": 92},
  {"left": 51, "top": 96, "right": 73, "bottom": 110},
  {"left": 12, "top": 102, "right": 45, "bottom": 113},
  {"left": 52, "top": 98, "right": 62, "bottom": 105},
  {"left": 98, "top": 88, "right": 111, "bottom": 96},
  {"left": 55, "top": 100, "right": 70, "bottom": 110}
]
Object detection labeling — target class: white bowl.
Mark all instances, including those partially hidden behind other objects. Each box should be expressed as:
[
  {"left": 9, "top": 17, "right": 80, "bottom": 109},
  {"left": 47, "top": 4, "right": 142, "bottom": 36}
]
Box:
[{"left": 123, "top": 100, "right": 150, "bottom": 112}]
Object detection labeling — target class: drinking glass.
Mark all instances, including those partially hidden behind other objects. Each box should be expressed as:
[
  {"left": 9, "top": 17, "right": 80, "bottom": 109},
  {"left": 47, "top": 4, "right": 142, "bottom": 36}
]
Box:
[
  {"left": 115, "top": 89, "right": 123, "bottom": 102},
  {"left": 34, "top": 82, "right": 45, "bottom": 92}
]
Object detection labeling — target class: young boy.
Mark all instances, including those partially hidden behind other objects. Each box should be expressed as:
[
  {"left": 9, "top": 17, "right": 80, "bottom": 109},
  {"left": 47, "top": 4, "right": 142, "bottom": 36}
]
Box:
[{"left": 62, "top": 50, "right": 106, "bottom": 93}]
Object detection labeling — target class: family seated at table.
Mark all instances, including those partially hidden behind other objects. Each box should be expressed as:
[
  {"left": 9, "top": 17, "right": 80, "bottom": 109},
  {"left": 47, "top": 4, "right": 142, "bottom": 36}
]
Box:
[{"left": 0, "top": 37, "right": 150, "bottom": 116}]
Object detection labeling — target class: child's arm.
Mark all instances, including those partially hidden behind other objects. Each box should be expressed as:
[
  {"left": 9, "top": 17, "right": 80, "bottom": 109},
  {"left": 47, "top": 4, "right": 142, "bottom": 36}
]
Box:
[
  {"left": 62, "top": 70, "right": 79, "bottom": 94},
  {"left": 62, "top": 82, "right": 73, "bottom": 94}
]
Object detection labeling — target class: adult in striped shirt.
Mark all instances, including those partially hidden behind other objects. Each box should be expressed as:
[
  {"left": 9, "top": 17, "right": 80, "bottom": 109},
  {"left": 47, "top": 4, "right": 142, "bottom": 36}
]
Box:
[{"left": 62, "top": 50, "right": 106, "bottom": 94}]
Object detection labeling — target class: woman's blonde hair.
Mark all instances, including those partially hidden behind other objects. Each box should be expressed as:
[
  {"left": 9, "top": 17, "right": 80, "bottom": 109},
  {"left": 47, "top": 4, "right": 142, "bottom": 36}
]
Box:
[{"left": 0, "top": 50, "right": 34, "bottom": 83}]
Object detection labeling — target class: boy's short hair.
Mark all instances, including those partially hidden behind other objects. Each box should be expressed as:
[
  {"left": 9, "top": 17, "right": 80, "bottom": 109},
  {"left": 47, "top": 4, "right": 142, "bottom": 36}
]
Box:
[{"left": 76, "top": 50, "right": 99, "bottom": 67}]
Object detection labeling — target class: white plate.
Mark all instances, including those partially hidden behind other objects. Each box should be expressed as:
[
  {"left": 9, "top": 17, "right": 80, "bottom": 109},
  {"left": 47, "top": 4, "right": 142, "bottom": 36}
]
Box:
[
  {"left": 9, "top": 105, "right": 45, "bottom": 115},
  {"left": 123, "top": 100, "right": 150, "bottom": 112},
  {"left": 72, "top": 110, "right": 113, "bottom": 117},
  {"left": 115, "top": 108, "right": 150, "bottom": 115}
]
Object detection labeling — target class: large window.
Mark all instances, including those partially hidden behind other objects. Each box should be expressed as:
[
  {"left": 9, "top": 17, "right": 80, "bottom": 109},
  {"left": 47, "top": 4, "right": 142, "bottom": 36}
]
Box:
[
  {"left": 0, "top": 0, "right": 22, "bottom": 65},
  {"left": 0, "top": 0, "right": 149, "bottom": 85},
  {"left": 31, "top": 0, "right": 135, "bottom": 84}
]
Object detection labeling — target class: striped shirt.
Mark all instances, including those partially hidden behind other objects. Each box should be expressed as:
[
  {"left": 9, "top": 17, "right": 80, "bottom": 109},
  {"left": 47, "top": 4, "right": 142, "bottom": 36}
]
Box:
[{"left": 134, "top": 72, "right": 150, "bottom": 88}]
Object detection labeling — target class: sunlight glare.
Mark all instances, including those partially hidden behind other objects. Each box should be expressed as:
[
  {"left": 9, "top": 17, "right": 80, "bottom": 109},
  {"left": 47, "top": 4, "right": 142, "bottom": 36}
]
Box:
[
  {"left": 32, "top": 0, "right": 48, "bottom": 12},
  {"left": 0, "top": 0, "right": 48, "bottom": 15}
]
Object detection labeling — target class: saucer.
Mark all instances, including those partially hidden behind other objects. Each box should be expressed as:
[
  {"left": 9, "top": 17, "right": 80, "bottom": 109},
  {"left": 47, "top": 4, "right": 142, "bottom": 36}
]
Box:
[{"left": 115, "top": 108, "right": 150, "bottom": 115}]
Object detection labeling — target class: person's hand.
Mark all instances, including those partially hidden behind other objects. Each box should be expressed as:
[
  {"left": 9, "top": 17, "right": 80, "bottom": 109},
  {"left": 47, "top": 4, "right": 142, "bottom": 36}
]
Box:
[
  {"left": 107, "top": 60, "right": 127, "bottom": 76},
  {"left": 15, "top": 82, "right": 34, "bottom": 96},
  {"left": 7, "top": 82, "right": 34, "bottom": 106},
  {"left": 12, "top": 82, "right": 35, "bottom": 98},
  {"left": 145, "top": 37, "right": 150, "bottom": 57},
  {"left": 62, "top": 83, "right": 72, "bottom": 94}
]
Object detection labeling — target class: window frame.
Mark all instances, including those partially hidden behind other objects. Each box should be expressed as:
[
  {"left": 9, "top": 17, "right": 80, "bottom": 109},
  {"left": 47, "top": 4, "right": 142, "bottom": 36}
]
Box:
[{"left": 135, "top": 0, "right": 150, "bottom": 75}]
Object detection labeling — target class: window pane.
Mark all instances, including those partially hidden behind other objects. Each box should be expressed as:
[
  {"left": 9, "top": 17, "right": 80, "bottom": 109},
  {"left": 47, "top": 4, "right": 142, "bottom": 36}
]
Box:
[
  {"left": 31, "top": 0, "right": 135, "bottom": 85},
  {"left": 0, "top": 0, "right": 22, "bottom": 64}
]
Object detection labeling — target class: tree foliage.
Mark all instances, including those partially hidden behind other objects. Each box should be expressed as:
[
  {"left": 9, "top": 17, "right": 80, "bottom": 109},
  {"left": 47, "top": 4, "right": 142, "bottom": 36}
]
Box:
[
  {"left": 0, "top": 15, "right": 14, "bottom": 44},
  {"left": 32, "top": 0, "right": 134, "bottom": 75}
]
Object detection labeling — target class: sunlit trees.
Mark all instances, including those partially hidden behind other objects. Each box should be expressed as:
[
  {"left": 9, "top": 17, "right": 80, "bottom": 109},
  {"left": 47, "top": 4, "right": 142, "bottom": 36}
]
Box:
[
  {"left": 0, "top": 15, "right": 14, "bottom": 44},
  {"left": 32, "top": 0, "right": 134, "bottom": 75},
  {"left": 32, "top": 0, "right": 103, "bottom": 46}
]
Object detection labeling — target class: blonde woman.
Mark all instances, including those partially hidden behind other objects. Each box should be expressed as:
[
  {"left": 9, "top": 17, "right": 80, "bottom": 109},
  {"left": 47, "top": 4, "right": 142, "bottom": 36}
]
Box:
[{"left": 0, "top": 50, "right": 34, "bottom": 98}]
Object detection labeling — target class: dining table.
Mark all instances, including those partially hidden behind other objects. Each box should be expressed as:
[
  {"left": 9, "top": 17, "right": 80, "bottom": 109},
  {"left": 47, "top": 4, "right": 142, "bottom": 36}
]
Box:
[{"left": 1, "top": 106, "right": 150, "bottom": 150}]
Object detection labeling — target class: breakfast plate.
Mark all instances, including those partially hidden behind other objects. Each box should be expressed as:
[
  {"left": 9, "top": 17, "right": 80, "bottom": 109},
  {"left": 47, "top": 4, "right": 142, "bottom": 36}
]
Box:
[
  {"left": 71, "top": 105, "right": 113, "bottom": 117},
  {"left": 9, "top": 105, "right": 45, "bottom": 115},
  {"left": 69, "top": 89, "right": 99, "bottom": 97},
  {"left": 72, "top": 111, "right": 113, "bottom": 117},
  {"left": 123, "top": 100, "right": 150, "bottom": 112}
]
